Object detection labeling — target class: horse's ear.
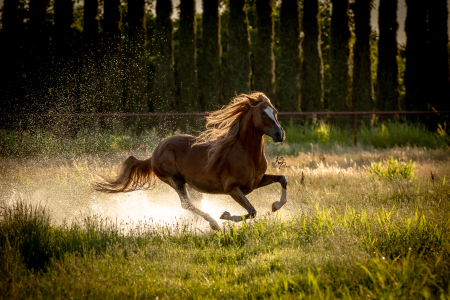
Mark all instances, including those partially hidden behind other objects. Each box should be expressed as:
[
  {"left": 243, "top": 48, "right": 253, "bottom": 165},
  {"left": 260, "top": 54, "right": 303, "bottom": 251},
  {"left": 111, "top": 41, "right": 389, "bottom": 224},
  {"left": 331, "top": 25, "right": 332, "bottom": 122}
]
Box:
[
  {"left": 258, "top": 93, "right": 270, "bottom": 103},
  {"left": 246, "top": 95, "right": 259, "bottom": 106}
]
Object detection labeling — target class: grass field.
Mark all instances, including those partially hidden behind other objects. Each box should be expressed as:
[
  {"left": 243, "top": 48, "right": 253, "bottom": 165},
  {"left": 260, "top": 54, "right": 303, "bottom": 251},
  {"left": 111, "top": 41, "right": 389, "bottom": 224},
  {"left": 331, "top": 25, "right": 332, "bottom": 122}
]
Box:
[
  {"left": 1, "top": 123, "right": 450, "bottom": 299},
  {"left": 1, "top": 120, "right": 449, "bottom": 157}
]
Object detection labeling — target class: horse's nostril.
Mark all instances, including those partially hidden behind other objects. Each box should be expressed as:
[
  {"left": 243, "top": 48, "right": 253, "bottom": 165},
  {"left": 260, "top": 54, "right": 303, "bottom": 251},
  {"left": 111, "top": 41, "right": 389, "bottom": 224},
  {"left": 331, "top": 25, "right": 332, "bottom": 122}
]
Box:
[{"left": 275, "top": 132, "right": 281, "bottom": 137}]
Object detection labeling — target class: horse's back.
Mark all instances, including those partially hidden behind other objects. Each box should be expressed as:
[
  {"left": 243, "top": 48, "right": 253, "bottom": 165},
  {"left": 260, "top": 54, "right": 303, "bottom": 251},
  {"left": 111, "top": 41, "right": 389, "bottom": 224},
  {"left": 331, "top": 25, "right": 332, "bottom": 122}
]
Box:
[
  {"left": 151, "top": 134, "right": 223, "bottom": 193},
  {"left": 151, "top": 134, "right": 201, "bottom": 167}
]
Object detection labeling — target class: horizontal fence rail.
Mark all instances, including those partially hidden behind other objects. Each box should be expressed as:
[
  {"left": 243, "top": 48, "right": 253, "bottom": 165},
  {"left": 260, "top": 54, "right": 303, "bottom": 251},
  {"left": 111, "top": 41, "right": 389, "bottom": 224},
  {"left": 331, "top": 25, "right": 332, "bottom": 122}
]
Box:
[{"left": 3, "top": 111, "right": 449, "bottom": 145}]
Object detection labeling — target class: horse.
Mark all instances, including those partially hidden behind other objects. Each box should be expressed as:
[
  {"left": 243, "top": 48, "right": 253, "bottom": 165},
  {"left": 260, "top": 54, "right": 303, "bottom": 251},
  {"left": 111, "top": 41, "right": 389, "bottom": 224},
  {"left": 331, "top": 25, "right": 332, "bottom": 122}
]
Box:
[{"left": 93, "top": 92, "right": 288, "bottom": 230}]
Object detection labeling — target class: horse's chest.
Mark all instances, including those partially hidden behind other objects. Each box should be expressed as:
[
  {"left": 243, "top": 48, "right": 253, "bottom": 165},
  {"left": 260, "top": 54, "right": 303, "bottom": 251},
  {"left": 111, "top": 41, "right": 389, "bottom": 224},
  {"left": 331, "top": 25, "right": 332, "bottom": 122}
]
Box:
[
  {"left": 225, "top": 146, "right": 267, "bottom": 193},
  {"left": 240, "top": 162, "right": 266, "bottom": 194}
]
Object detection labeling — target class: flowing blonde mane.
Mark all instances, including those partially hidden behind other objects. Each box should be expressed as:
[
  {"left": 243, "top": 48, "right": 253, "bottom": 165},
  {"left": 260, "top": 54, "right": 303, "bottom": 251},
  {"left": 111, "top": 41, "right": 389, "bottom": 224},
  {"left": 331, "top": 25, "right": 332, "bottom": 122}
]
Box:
[{"left": 194, "top": 92, "right": 270, "bottom": 172}]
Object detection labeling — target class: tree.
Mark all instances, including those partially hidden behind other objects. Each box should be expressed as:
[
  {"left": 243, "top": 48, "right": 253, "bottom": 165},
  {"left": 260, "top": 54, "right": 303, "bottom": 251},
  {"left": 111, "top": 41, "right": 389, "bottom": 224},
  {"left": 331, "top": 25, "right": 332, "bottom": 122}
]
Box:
[
  {"left": 352, "top": 0, "right": 374, "bottom": 122},
  {"left": 200, "top": 0, "right": 222, "bottom": 110},
  {"left": 27, "top": 0, "right": 50, "bottom": 113},
  {"left": 226, "top": 0, "right": 252, "bottom": 102},
  {"left": 53, "top": 0, "right": 74, "bottom": 67},
  {"left": 83, "top": 0, "right": 100, "bottom": 56},
  {"left": 376, "top": 0, "right": 398, "bottom": 113},
  {"left": 124, "top": 0, "right": 147, "bottom": 114},
  {"left": 103, "top": 0, "right": 123, "bottom": 114},
  {"left": 0, "top": 0, "right": 22, "bottom": 117},
  {"left": 302, "top": 0, "right": 324, "bottom": 113},
  {"left": 427, "top": 0, "right": 450, "bottom": 112},
  {"left": 178, "top": 0, "right": 198, "bottom": 112},
  {"left": 53, "top": 0, "right": 75, "bottom": 113},
  {"left": 154, "top": 0, "right": 176, "bottom": 112},
  {"left": 404, "top": 0, "right": 428, "bottom": 112},
  {"left": 278, "top": 0, "right": 301, "bottom": 112},
  {"left": 253, "top": 0, "right": 275, "bottom": 101},
  {"left": 329, "top": 0, "right": 351, "bottom": 121},
  {"left": 81, "top": 0, "right": 103, "bottom": 116},
  {"left": 1, "top": 0, "right": 20, "bottom": 34}
]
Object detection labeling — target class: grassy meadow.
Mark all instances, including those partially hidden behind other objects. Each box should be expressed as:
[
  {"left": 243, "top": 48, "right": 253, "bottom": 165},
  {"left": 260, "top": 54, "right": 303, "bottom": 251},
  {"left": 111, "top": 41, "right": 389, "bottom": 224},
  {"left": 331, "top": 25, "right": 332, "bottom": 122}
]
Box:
[{"left": 1, "top": 122, "right": 450, "bottom": 299}]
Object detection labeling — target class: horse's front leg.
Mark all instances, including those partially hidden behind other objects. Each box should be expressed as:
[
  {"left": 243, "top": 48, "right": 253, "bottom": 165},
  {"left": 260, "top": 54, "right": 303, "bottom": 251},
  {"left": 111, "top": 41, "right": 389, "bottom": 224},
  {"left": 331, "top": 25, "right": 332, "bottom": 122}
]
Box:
[
  {"left": 220, "top": 187, "right": 257, "bottom": 222},
  {"left": 256, "top": 174, "right": 287, "bottom": 212}
]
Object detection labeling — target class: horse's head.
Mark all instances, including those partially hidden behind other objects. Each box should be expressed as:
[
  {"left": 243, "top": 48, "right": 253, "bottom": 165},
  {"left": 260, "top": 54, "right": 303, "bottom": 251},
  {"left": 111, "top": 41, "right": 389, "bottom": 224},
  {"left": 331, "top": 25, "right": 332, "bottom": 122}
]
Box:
[{"left": 248, "top": 94, "right": 285, "bottom": 143}]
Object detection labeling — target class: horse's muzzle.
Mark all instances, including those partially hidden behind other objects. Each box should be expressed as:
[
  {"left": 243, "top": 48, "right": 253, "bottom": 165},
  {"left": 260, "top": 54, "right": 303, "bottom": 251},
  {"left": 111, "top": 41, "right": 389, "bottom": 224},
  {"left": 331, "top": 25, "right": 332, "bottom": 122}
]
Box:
[{"left": 273, "top": 130, "right": 285, "bottom": 143}]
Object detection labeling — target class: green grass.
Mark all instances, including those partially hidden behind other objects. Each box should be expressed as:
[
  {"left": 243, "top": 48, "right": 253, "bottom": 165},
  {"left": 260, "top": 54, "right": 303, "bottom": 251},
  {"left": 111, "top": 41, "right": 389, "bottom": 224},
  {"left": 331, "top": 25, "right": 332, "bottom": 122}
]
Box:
[
  {"left": 1, "top": 121, "right": 449, "bottom": 158},
  {"left": 359, "top": 122, "right": 450, "bottom": 149},
  {"left": 283, "top": 120, "right": 352, "bottom": 147},
  {"left": 1, "top": 122, "right": 450, "bottom": 298},
  {"left": 0, "top": 129, "right": 160, "bottom": 157},
  {"left": 1, "top": 155, "right": 450, "bottom": 299},
  {"left": 265, "top": 121, "right": 450, "bottom": 157},
  {"left": 368, "top": 157, "right": 417, "bottom": 180}
]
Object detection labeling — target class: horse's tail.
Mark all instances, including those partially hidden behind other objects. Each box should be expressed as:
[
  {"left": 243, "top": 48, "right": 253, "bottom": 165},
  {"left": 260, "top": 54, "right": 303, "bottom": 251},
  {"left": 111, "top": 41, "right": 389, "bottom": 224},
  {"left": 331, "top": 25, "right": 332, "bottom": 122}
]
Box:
[{"left": 93, "top": 156, "right": 156, "bottom": 193}]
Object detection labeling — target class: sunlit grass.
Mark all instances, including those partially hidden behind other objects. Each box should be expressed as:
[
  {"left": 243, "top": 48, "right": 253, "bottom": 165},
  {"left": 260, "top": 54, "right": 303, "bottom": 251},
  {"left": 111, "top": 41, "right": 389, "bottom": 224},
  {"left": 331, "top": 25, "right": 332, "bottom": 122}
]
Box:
[
  {"left": 1, "top": 146, "right": 450, "bottom": 299},
  {"left": 1, "top": 121, "right": 449, "bottom": 158},
  {"left": 264, "top": 121, "right": 450, "bottom": 157},
  {"left": 0, "top": 128, "right": 160, "bottom": 157},
  {"left": 1, "top": 122, "right": 450, "bottom": 298},
  {"left": 359, "top": 122, "right": 450, "bottom": 149},
  {"left": 369, "top": 157, "right": 416, "bottom": 180},
  {"left": 284, "top": 119, "right": 352, "bottom": 147}
]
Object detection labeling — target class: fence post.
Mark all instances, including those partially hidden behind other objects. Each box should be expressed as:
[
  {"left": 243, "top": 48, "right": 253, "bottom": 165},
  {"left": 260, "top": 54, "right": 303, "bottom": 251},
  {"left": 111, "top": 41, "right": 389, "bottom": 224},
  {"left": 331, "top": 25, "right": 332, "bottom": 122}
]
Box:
[
  {"left": 353, "top": 114, "right": 358, "bottom": 146},
  {"left": 158, "top": 116, "right": 163, "bottom": 138}
]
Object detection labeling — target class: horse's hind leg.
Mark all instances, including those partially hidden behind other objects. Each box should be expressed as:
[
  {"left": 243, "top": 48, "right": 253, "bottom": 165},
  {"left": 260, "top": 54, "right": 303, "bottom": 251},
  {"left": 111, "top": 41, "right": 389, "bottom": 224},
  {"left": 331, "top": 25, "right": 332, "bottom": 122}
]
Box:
[
  {"left": 186, "top": 184, "right": 203, "bottom": 204},
  {"left": 220, "top": 187, "right": 257, "bottom": 222},
  {"left": 170, "top": 176, "right": 221, "bottom": 230}
]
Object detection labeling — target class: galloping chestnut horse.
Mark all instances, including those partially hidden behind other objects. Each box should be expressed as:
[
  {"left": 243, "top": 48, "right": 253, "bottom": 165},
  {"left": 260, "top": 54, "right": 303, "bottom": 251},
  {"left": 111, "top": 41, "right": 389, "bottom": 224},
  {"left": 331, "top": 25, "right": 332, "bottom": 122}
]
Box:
[{"left": 94, "top": 92, "right": 287, "bottom": 230}]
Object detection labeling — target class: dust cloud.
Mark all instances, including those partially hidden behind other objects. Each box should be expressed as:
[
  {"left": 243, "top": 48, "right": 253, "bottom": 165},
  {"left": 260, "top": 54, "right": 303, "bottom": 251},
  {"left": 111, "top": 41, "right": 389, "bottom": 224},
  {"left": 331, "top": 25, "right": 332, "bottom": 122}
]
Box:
[{"left": 0, "top": 153, "right": 286, "bottom": 231}]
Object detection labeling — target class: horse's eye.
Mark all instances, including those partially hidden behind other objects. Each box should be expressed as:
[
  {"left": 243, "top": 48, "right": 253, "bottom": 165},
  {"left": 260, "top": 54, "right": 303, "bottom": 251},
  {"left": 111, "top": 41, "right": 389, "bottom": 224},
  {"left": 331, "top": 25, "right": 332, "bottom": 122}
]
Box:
[{"left": 260, "top": 112, "right": 266, "bottom": 118}]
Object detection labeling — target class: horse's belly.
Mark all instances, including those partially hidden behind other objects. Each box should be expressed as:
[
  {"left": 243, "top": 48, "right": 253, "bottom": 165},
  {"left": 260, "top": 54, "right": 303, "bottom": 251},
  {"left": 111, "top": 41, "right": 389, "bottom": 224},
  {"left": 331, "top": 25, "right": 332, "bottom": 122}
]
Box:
[
  {"left": 240, "top": 174, "right": 264, "bottom": 195},
  {"left": 185, "top": 177, "right": 224, "bottom": 194}
]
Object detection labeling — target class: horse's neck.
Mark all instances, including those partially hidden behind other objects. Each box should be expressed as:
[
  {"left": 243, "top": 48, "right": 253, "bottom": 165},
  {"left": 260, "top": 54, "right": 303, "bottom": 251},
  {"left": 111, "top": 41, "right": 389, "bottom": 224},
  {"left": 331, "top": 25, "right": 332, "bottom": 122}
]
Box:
[{"left": 237, "top": 111, "right": 265, "bottom": 159}]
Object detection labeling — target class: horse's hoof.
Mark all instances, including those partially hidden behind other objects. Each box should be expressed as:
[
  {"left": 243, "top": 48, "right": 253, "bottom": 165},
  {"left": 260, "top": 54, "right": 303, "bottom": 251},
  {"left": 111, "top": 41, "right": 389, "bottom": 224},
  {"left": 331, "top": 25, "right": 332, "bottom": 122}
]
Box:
[
  {"left": 272, "top": 201, "right": 281, "bottom": 212},
  {"left": 220, "top": 211, "right": 231, "bottom": 220},
  {"left": 209, "top": 220, "right": 221, "bottom": 231}
]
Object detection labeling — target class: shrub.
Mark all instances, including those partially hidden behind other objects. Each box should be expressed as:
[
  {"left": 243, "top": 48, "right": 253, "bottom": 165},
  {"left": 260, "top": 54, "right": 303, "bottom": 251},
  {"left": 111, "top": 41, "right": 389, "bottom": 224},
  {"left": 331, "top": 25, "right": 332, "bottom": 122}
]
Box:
[
  {"left": 368, "top": 157, "right": 416, "bottom": 180},
  {"left": 284, "top": 120, "right": 352, "bottom": 147},
  {"left": 359, "top": 121, "right": 449, "bottom": 149},
  {"left": 0, "top": 201, "right": 54, "bottom": 270}
]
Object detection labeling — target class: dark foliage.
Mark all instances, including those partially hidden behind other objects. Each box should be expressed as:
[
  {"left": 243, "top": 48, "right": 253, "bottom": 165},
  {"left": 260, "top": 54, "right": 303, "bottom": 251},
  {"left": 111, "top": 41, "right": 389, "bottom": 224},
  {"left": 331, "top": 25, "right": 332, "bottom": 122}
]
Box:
[
  {"left": 81, "top": 0, "right": 103, "bottom": 117},
  {"left": 404, "top": 0, "right": 428, "bottom": 112},
  {"left": 329, "top": 0, "right": 351, "bottom": 123},
  {"left": 352, "top": 0, "right": 374, "bottom": 123},
  {"left": 278, "top": 0, "right": 301, "bottom": 112},
  {"left": 200, "top": 0, "right": 223, "bottom": 110},
  {"left": 253, "top": 0, "right": 275, "bottom": 101},
  {"left": 53, "top": 0, "right": 74, "bottom": 79},
  {"left": 427, "top": 0, "right": 450, "bottom": 112},
  {"left": 376, "top": 0, "right": 399, "bottom": 113},
  {"left": 178, "top": 0, "right": 199, "bottom": 112},
  {"left": 301, "top": 0, "right": 324, "bottom": 112},
  {"left": 124, "top": 0, "right": 147, "bottom": 114},
  {"left": 51, "top": 0, "right": 79, "bottom": 137},
  {"left": 225, "top": 0, "right": 252, "bottom": 102},
  {"left": 154, "top": 0, "right": 176, "bottom": 112},
  {"left": 103, "top": 0, "right": 123, "bottom": 114},
  {"left": 0, "top": 0, "right": 449, "bottom": 135},
  {"left": 0, "top": 0, "right": 23, "bottom": 119},
  {"left": 26, "top": 0, "right": 51, "bottom": 114}
]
